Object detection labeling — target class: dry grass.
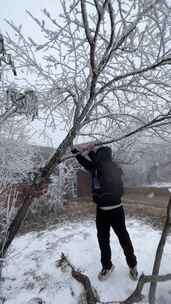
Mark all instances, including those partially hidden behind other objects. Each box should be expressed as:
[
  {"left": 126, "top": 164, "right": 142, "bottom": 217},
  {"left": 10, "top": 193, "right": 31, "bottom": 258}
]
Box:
[{"left": 20, "top": 187, "right": 170, "bottom": 234}]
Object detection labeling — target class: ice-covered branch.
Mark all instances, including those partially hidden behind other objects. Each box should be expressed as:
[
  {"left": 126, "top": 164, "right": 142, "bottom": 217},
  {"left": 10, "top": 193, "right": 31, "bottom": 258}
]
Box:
[{"left": 1, "top": 0, "right": 171, "bottom": 263}]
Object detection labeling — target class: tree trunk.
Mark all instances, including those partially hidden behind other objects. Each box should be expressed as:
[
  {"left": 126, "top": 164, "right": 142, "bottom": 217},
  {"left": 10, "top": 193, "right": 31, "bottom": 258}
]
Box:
[{"left": 0, "top": 127, "right": 77, "bottom": 259}]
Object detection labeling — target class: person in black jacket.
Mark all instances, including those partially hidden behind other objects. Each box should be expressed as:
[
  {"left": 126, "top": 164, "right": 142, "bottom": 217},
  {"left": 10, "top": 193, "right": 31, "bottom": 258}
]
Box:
[{"left": 72, "top": 144, "right": 138, "bottom": 281}]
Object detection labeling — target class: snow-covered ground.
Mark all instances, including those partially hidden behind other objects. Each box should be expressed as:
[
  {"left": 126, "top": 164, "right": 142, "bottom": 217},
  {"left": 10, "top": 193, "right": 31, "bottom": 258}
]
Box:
[
  {"left": 146, "top": 183, "right": 171, "bottom": 189},
  {"left": 1, "top": 218, "right": 171, "bottom": 304}
]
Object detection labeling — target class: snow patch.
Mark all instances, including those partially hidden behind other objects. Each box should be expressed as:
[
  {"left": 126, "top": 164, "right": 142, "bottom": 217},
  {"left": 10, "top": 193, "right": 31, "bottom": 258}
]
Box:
[{"left": 2, "top": 219, "right": 171, "bottom": 304}]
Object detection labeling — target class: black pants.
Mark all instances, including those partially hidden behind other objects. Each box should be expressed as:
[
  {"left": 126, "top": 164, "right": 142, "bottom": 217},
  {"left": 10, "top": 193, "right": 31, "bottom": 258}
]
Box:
[{"left": 96, "top": 206, "right": 137, "bottom": 269}]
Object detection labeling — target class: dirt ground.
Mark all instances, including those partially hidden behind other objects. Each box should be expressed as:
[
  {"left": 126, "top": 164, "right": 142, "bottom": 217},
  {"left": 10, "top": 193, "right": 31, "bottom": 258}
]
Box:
[{"left": 21, "top": 187, "right": 171, "bottom": 235}]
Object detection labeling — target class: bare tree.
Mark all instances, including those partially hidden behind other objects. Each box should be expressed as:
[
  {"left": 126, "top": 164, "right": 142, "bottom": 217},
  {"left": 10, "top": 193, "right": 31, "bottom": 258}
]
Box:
[
  {"left": 1, "top": 1, "right": 171, "bottom": 302},
  {"left": 5, "top": 0, "right": 171, "bottom": 140}
]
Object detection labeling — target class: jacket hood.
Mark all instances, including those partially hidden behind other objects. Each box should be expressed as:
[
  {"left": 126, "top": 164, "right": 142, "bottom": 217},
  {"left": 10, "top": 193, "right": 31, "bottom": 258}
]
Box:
[{"left": 95, "top": 146, "right": 112, "bottom": 162}]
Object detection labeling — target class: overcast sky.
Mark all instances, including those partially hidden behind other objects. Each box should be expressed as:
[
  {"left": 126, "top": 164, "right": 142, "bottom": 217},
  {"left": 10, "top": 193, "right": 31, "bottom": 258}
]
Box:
[
  {"left": 0, "top": 0, "right": 59, "bottom": 36},
  {"left": 0, "top": 0, "right": 67, "bottom": 148}
]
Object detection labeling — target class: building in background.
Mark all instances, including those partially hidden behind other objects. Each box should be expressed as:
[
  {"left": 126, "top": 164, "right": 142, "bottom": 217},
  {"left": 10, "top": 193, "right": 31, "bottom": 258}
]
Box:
[{"left": 0, "top": 140, "right": 171, "bottom": 211}]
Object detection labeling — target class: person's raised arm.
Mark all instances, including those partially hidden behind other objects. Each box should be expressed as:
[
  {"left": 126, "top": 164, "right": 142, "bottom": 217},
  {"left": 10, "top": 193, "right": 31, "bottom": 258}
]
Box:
[
  {"left": 71, "top": 146, "right": 94, "bottom": 172},
  {"left": 88, "top": 150, "right": 96, "bottom": 162}
]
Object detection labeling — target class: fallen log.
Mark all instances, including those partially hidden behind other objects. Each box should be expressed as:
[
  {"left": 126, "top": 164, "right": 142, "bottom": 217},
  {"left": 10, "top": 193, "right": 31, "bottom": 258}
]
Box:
[{"left": 57, "top": 253, "right": 171, "bottom": 304}]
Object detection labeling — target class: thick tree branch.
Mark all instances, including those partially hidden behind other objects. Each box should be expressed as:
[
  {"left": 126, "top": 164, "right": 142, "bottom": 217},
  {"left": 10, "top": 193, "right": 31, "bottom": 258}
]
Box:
[
  {"left": 57, "top": 253, "right": 99, "bottom": 304},
  {"left": 57, "top": 253, "right": 171, "bottom": 304},
  {"left": 148, "top": 196, "right": 171, "bottom": 304},
  {"left": 81, "top": 0, "right": 93, "bottom": 45},
  {"left": 96, "top": 56, "right": 171, "bottom": 97},
  {"left": 61, "top": 110, "right": 171, "bottom": 162}
]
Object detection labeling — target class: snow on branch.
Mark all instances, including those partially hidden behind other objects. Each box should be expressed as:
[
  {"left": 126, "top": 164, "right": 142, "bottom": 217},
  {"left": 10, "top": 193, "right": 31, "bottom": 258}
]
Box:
[
  {"left": 0, "top": 85, "right": 39, "bottom": 127},
  {"left": 6, "top": 87, "right": 38, "bottom": 120},
  {"left": 57, "top": 252, "right": 171, "bottom": 304},
  {"left": 5, "top": 0, "right": 171, "bottom": 137},
  {"left": 1, "top": 0, "right": 171, "bottom": 263}
]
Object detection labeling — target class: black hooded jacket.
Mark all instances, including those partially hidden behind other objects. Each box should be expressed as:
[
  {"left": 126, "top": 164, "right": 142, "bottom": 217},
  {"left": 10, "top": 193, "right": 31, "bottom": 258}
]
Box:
[{"left": 72, "top": 147, "right": 123, "bottom": 207}]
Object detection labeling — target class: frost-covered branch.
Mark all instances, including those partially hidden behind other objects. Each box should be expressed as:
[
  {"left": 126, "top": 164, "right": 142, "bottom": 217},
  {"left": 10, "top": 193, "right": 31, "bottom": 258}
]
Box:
[
  {"left": 1, "top": 0, "right": 171, "bottom": 261},
  {"left": 0, "top": 33, "right": 17, "bottom": 79},
  {"left": 5, "top": 0, "right": 171, "bottom": 137}
]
